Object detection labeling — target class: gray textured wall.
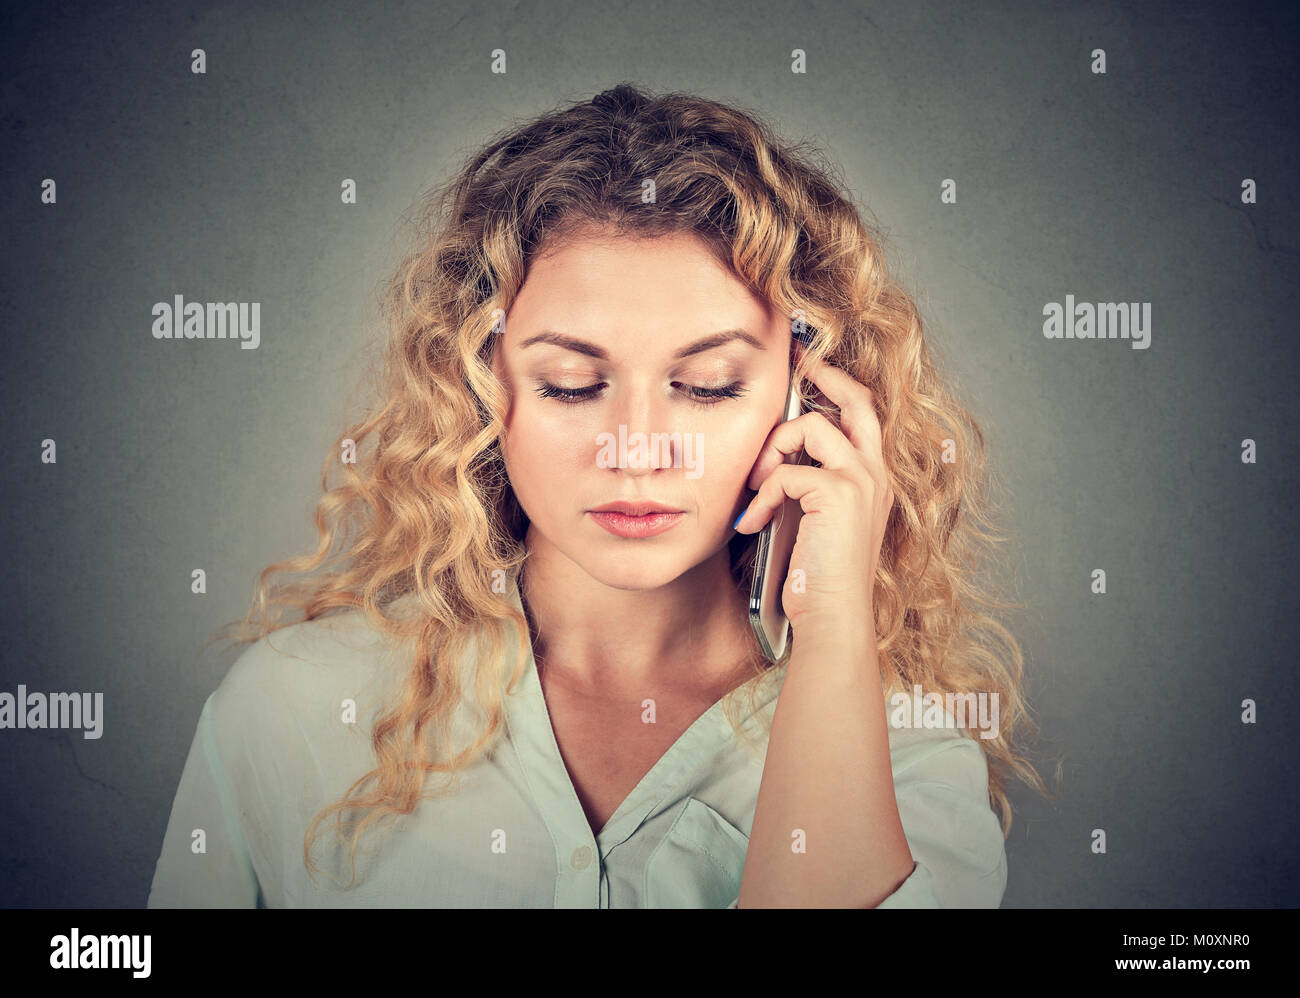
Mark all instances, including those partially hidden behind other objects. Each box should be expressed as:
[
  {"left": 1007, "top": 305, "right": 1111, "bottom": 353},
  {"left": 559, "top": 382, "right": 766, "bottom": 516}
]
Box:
[{"left": 1, "top": 0, "right": 1296, "bottom": 907}]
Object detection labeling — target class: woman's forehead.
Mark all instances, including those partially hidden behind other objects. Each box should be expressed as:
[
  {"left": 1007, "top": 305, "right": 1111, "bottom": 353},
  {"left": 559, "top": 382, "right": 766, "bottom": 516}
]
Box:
[{"left": 508, "top": 237, "right": 780, "bottom": 350}]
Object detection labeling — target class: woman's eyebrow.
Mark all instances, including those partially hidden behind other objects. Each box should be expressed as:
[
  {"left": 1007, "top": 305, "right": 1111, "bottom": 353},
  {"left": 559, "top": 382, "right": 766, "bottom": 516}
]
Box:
[{"left": 518, "top": 328, "right": 765, "bottom": 360}]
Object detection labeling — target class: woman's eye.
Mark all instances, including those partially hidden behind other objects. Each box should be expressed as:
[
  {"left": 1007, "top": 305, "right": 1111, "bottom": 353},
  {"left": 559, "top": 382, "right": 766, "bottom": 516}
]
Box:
[
  {"left": 534, "top": 382, "right": 604, "bottom": 403},
  {"left": 674, "top": 381, "right": 749, "bottom": 407},
  {"left": 532, "top": 381, "right": 748, "bottom": 407}
]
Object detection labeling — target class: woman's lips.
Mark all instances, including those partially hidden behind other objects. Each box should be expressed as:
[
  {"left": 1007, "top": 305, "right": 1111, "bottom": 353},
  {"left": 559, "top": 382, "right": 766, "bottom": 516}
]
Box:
[{"left": 589, "top": 510, "right": 686, "bottom": 538}]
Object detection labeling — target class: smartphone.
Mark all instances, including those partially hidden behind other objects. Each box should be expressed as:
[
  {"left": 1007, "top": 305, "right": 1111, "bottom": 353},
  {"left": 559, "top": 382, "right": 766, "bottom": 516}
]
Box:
[{"left": 747, "top": 369, "right": 810, "bottom": 662}]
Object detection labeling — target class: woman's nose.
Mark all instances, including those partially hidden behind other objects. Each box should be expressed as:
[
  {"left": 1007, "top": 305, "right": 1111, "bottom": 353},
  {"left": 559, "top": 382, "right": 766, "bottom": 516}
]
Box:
[{"left": 600, "top": 389, "right": 683, "bottom": 473}]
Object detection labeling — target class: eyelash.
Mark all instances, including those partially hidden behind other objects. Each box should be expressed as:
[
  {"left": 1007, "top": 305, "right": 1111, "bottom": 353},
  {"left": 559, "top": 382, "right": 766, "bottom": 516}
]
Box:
[{"left": 534, "top": 381, "right": 748, "bottom": 408}]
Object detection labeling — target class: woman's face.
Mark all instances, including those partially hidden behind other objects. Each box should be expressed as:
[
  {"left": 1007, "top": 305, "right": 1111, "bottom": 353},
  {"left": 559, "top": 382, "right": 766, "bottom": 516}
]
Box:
[{"left": 491, "top": 228, "right": 793, "bottom": 591}]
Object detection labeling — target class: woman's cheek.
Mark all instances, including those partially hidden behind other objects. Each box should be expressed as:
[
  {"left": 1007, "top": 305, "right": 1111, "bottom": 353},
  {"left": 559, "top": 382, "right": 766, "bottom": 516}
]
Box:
[
  {"left": 519, "top": 403, "right": 600, "bottom": 469},
  {"left": 713, "top": 412, "right": 770, "bottom": 483}
]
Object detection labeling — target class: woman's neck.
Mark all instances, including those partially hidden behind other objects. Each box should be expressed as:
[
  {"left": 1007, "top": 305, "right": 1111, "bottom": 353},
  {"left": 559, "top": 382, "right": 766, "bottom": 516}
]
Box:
[{"left": 517, "top": 528, "right": 758, "bottom": 698}]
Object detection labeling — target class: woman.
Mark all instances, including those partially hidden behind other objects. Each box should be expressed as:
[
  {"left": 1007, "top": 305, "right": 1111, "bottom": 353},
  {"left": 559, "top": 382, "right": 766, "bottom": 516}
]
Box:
[{"left": 148, "top": 83, "right": 1047, "bottom": 908}]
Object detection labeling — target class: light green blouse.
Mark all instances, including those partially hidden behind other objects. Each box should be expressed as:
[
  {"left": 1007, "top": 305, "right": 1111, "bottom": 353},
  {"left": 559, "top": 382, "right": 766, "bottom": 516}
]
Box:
[{"left": 148, "top": 584, "right": 1007, "bottom": 908}]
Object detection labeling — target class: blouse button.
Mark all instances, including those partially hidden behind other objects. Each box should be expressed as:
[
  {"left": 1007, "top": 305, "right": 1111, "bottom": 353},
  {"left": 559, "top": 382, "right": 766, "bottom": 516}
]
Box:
[{"left": 570, "top": 845, "right": 593, "bottom": 870}]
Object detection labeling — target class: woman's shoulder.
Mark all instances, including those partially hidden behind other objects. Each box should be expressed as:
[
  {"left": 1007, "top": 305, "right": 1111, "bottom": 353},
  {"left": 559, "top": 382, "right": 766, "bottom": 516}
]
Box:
[
  {"left": 885, "top": 715, "right": 992, "bottom": 794},
  {"left": 206, "top": 607, "right": 411, "bottom": 742}
]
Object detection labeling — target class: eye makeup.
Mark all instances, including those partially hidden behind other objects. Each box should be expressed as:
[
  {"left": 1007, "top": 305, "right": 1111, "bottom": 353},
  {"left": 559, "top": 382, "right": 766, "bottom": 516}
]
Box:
[{"left": 532, "top": 380, "right": 748, "bottom": 408}]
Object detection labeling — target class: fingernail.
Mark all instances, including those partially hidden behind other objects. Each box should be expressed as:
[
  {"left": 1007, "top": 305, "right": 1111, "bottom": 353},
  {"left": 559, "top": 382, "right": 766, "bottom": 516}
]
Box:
[{"left": 733, "top": 511, "right": 746, "bottom": 529}]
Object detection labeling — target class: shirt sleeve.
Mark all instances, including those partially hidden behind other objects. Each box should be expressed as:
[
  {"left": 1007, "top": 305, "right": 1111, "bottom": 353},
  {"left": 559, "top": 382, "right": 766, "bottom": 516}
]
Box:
[
  {"left": 147, "top": 693, "right": 262, "bottom": 908},
  {"left": 725, "top": 728, "right": 1006, "bottom": 909},
  {"left": 873, "top": 730, "right": 1007, "bottom": 908}
]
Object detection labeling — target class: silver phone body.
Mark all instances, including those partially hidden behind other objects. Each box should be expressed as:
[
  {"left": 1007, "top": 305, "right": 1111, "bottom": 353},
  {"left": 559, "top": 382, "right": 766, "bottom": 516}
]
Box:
[{"left": 747, "top": 373, "right": 808, "bottom": 662}]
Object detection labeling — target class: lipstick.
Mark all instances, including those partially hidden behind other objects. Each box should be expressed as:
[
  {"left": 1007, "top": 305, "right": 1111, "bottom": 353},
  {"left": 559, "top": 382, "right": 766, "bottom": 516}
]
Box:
[{"left": 588, "top": 501, "right": 685, "bottom": 539}]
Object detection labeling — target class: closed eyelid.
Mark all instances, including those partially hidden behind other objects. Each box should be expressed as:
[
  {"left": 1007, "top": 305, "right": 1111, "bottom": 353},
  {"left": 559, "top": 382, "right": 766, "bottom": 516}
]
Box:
[{"left": 532, "top": 379, "right": 748, "bottom": 406}]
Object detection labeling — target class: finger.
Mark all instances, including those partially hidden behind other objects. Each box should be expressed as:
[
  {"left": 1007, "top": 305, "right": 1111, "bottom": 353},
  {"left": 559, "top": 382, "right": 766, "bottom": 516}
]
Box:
[
  {"left": 796, "top": 352, "right": 885, "bottom": 465},
  {"left": 733, "top": 462, "right": 821, "bottom": 535},
  {"left": 746, "top": 410, "right": 862, "bottom": 492}
]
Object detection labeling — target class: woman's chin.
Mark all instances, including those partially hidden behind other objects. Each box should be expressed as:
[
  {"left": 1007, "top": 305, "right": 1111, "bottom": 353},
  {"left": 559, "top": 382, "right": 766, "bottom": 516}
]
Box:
[
  {"left": 582, "top": 565, "right": 687, "bottom": 593},
  {"left": 566, "top": 548, "right": 710, "bottom": 593}
]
